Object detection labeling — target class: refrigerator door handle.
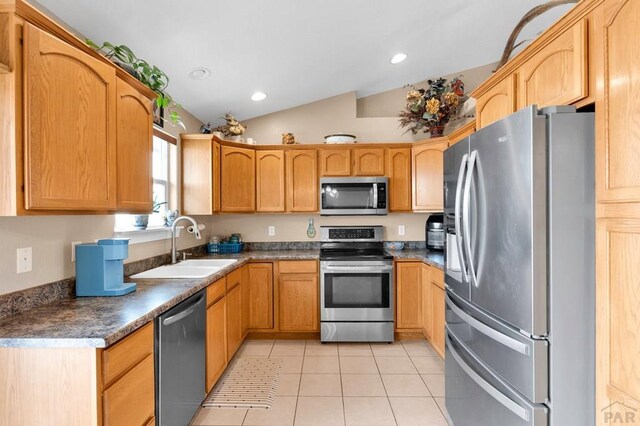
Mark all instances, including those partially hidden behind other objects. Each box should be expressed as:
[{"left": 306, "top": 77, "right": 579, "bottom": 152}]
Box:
[
  {"left": 446, "top": 293, "right": 530, "bottom": 355},
  {"left": 446, "top": 332, "right": 530, "bottom": 422},
  {"left": 454, "top": 153, "right": 469, "bottom": 283},
  {"left": 463, "top": 150, "right": 478, "bottom": 287}
]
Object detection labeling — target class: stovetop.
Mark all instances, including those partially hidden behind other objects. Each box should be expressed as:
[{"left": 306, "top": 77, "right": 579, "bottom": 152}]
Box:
[{"left": 319, "top": 243, "right": 393, "bottom": 261}]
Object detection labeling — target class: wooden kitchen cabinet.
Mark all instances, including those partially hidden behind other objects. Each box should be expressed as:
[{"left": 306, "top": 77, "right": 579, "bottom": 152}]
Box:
[
  {"left": 206, "top": 288, "right": 227, "bottom": 393},
  {"left": 430, "top": 268, "right": 446, "bottom": 358},
  {"left": 182, "top": 136, "right": 220, "bottom": 215},
  {"left": 221, "top": 145, "right": 255, "bottom": 212},
  {"left": 115, "top": 78, "right": 154, "bottom": 212},
  {"left": 241, "top": 265, "right": 250, "bottom": 337},
  {"left": 279, "top": 261, "right": 319, "bottom": 332},
  {"left": 475, "top": 74, "right": 517, "bottom": 129},
  {"left": 387, "top": 148, "right": 412, "bottom": 211},
  {"left": 248, "top": 263, "right": 274, "bottom": 329},
  {"left": 421, "top": 263, "right": 432, "bottom": 339},
  {"left": 320, "top": 148, "right": 351, "bottom": 176},
  {"left": 256, "top": 150, "right": 285, "bottom": 212},
  {"left": 286, "top": 149, "right": 318, "bottom": 212},
  {"left": 353, "top": 148, "right": 385, "bottom": 176},
  {"left": 396, "top": 262, "right": 422, "bottom": 330},
  {"left": 518, "top": 20, "right": 588, "bottom": 109},
  {"left": 226, "top": 283, "right": 242, "bottom": 360},
  {"left": 23, "top": 22, "right": 117, "bottom": 211},
  {"left": 102, "top": 355, "right": 155, "bottom": 426},
  {"left": 412, "top": 140, "right": 447, "bottom": 211}
]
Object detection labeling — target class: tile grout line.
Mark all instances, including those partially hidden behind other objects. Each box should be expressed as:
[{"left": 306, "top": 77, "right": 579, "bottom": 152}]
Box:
[{"left": 372, "top": 344, "right": 400, "bottom": 426}]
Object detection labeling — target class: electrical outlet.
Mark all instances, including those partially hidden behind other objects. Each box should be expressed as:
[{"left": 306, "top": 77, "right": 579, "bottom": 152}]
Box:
[
  {"left": 16, "top": 247, "right": 32, "bottom": 274},
  {"left": 398, "top": 225, "right": 406, "bottom": 236},
  {"left": 71, "top": 241, "right": 82, "bottom": 262},
  {"left": 268, "top": 226, "right": 276, "bottom": 237}
]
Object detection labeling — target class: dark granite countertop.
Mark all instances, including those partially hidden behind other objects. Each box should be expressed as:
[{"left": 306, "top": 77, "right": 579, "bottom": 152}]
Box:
[{"left": 0, "top": 248, "right": 441, "bottom": 349}]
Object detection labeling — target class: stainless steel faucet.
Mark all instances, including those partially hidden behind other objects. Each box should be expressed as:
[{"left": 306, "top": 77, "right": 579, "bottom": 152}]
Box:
[{"left": 171, "top": 216, "right": 202, "bottom": 264}]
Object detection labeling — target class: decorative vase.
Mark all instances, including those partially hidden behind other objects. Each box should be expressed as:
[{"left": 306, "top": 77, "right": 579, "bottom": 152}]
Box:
[
  {"left": 430, "top": 125, "right": 445, "bottom": 138},
  {"left": 228, "top": 135, "right": 242, "bottom": 142},
  {"left": 133, "top": 215, "right": 149, "bottom": 230}
]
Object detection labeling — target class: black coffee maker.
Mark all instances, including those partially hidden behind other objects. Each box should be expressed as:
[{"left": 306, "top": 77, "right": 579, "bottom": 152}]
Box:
[{"left": 426, "top": 214, "right": 445, "bottom": 251}]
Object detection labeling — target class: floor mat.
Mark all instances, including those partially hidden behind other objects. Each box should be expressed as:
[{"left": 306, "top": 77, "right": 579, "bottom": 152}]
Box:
[{"left": 202, "top": 358, "right": 283, "bottom": 409}]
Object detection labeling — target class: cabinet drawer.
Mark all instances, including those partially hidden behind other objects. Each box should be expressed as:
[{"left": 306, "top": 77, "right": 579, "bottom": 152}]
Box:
[
  {"left": 103, "top": 354, "right": 155, "bottom": 426},
  {"left": 279, "top": 260, "right": 317, "bottom": 274},
  {"left": 102, "top": 323, "right": 153, "bottom": 388},
  {"left": 227, "top": 267, "right": 243, "bottom": 291},
  {"left": 207, "top": 277, "right": 226, "bottom": 306}
]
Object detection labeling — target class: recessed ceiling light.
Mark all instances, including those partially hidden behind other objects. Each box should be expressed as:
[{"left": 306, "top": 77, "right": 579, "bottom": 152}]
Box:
[
  {"left": 390, "top": 53, "right": 407, "bottom": 64},
  {"left": 251, "top": 91, "right": 268, "bottom": 101},
  {"left": 188, "top": 67, "right": 211, "bottom": 80}
]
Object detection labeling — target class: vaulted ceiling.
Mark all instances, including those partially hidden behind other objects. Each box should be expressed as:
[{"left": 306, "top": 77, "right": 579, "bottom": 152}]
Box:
[{"left": 34, "top": 0, "right": 572, "bottom": 124}]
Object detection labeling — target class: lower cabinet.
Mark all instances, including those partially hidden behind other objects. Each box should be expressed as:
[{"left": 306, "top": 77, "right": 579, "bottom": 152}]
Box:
[
  {"left": 226, "top": 283, "right": 243, "bottom": 360},
  {"left": 248, "top": 263, "right": 274, "bottom": 329},
  {"left": 279, "top": 261, "right": 319, "bottom": 332},
  {"left": 241, "top": 265, "right": 250, "bottom": 338},
  {"left": 421, "top": 263, "right": 432, "bottom": 339},
  {"left": 430, "top": 269, "right": 446, "bottom": 358},
  {"left": 396, "top": 262, "right": 423, "bottom": 330},
  {"left": 206, "top": 285, "right": 227, "bottom": 393}
]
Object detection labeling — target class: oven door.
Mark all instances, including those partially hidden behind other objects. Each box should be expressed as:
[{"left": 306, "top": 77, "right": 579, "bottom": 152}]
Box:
[{"left": 320, "top": 261, "right": 394, "bottom": 321}]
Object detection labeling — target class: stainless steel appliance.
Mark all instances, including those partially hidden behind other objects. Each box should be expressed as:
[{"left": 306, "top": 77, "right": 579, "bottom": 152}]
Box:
[
  {"left": 444, "top": 105, "right": 595, "bottom": 426},
  {"left": 426, "top": 214, "right": 444, "bottom": 251},
  {"left": 156, "top": 290, "right": 206, "bottom": 426},
  {"left": 320, "top": 177, "right": 388, "bottom": 215},
  {"left": 320, "top": 226, "right": 394, "bottom": 342}
]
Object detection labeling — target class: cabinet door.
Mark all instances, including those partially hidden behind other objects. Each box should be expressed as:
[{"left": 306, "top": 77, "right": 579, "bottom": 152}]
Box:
[
  {"left": 279, "top": 273, "right": 319, "bottom": 331},
  {"left": 431, "top": 283, "right": 446, "bottom": 358},
  {"left": 412, "top": 141, "right": 447, "bottom": 211},
  {"left": 286, "top": 150, "right": 318, "bottom": 212},
  {"left": 421, "top": 263, "right": 432, "bottom": 339},
  {"left": 256, "top": 150, "right": 285, "bottom": 212},
  {"left": 518, "top": 20, "right": 588, "bottom": 109},
  {"left": 102, "top": 355, "right": 155, "bottom": 426},
  {"left": 249, "top": 263, "right": 274, "bottom": 329},
  {"left": 182, "top": 137, "right": 219, "bottom": 215},
  {"left": 595, "top": 0, "right": 640, "bottom": 204},
  {"left": 388, "top": 148, "right": 412, "bottom": 212},
  {"left": 206, "top": 297, "right": 226, "bottom": 392},
  {"left": 396, "top": 262, "right": 422, "bottom": 329},
  {"left": 596, "top": 219, "right": 640, "bottom": 418},
  {"left": 23, "top": 23, "right": 117, "bottom": 210},
  {"left": 241, "top": 265, "right": 250, "bottom": 337},
  {"left": 116, "top": 78, "right": 153, "bottom": 212},
  {"left": 353, "top": 148, "right": 385, "bottom": 176},
  {"left": 221, "top": 146, "right": 255, "bottom": 212},
  {"left": 320, "top": 148, "right": 351, "bottom": 176},
  {"left": 226, "top": 284, "right": 242, "bottom": 360},
  {"left": 476, "top": 74, "right": 516, "bottom": 129}
]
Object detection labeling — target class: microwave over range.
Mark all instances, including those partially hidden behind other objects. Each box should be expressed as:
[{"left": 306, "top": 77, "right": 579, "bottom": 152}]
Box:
[{"left": 320, "top": 177, "right": 388, "bottom": 216}]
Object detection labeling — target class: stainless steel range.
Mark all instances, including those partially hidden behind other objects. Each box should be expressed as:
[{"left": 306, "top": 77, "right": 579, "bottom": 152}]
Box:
[{"left": 320, "top": 226, "right": 394, "bottom": 342}]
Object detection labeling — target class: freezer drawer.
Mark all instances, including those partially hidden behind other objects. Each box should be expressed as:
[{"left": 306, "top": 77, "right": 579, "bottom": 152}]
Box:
[
  {"left": 446, "top": 291, "right": 548, "bottom": 403},
  {"left": 445, "top": 331, "right": 548, "bottom": 426}
]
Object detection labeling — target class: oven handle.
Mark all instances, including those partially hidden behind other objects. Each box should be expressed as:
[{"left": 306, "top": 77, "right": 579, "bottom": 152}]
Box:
[{"left": 321, "top": 266, "right": 393, "bottom": 273}]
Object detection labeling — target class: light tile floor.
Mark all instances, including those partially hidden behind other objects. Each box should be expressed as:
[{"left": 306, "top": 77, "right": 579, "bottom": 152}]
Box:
[{"left": 191, "top": 339, "right": 448, "bottom": 426}]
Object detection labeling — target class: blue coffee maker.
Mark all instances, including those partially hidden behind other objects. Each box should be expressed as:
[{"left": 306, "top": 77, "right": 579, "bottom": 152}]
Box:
[{"left": 75, "top": 238, "right": 136, "bottom": 296}]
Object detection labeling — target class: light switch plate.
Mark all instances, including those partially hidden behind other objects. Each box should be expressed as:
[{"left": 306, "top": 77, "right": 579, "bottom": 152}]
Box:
[
  {"left": 268, "top": 226, "right": 276, "bottom": 237},
  {"left": 17, "top": 247, "right": 32, "bottom": 274},
  {"left": 71, "top": 241, "right": 82, "bottom": 262},
  {"left": 398, "top": 225, "right": 406, "bottom": 236}
]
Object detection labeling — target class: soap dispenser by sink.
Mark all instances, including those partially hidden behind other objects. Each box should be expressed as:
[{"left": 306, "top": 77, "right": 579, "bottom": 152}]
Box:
[{"left": 75, "top": 238, "right": 136, "bottom": 296}]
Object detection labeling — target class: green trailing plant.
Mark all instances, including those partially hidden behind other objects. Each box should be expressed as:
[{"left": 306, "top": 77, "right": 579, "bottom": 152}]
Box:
[
  {"left": 86, "top": 39, "right": 185, "bottom": 129},
  {"left": 152, "top": 199, "right": 167, "bottom": 213}
]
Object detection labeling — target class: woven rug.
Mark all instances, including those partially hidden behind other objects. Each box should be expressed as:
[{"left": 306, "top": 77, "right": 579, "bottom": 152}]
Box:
[{"left": 202, "top": 358, "right": 283, "bottom": 409}]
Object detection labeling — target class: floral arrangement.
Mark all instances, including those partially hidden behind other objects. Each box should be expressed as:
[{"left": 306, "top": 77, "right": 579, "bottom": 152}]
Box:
[
  {"left": 214, "top": 113, "right": 247, "bottom": 137},
  {"left": 398, "top": 76, "right": 467, "bottom": 136}
]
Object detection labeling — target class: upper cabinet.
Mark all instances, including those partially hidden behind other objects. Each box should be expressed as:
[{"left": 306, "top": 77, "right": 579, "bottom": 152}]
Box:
[
  {"left": 256, "top": 150, "right": 285, "bottom": 212},
  {"left": 518, "top": 20, "right": 588, "bottom": 109},
  {"left": 320, "top": 148, "right": 351, "bottom": 176},
  {"left": 220, "top": 146, "right": 256, "bottom": 212},
  {"left": 412, "top": 140, "right": 448, "bottom": 211},
  {"left": 286, "top": 149, "right": 318, "bottom": 212},
  {"left": 595, "top": 0, "right": 640, "bottom": 204},
  {"left": 353, "top": 148, "right": 385, "bottom": 176},
  {"left": 387, "top": 148, "right": 412, "bottom": 212},
  {"left": 116, "top": 78, "right": 154, "bottom": 212},
  {"left": 181, "top": 136, "right": 220, "bottom": 215},
  {"left": 475, "top": 74, "right": 517, "bottom": 130},
  {"left": 23, "top": 23, "right": 117, "bottom": 211}
]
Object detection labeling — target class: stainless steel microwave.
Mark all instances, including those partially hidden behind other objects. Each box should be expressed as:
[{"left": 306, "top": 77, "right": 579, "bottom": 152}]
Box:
[{"left": 320, "top": 177, "right": 388, "bottom": 215}]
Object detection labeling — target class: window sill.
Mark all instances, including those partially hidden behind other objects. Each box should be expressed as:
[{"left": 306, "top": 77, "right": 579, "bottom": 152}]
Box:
[{"left": 113, "top": 226, "right": 185, "bottom": 245}]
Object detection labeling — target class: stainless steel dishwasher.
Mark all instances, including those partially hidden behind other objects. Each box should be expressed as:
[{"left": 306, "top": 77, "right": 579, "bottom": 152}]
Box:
[{"left": 156, "top": 290, "right": 206, "bottom": 426}]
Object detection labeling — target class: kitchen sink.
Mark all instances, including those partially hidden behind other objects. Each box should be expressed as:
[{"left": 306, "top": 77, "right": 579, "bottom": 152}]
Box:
[{"left": 130, "top": 259, "right": 237, "bottom": 279}]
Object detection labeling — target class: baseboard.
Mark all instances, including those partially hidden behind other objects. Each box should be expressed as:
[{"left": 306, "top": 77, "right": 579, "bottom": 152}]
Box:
[{"left": 246, "top": 331, "right": 320, "bottom": 340}]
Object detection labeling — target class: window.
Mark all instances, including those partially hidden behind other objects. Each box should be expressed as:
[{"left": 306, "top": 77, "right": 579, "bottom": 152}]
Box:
[{"left": 114, "top": 129, "right": 178, "bottom": 233}]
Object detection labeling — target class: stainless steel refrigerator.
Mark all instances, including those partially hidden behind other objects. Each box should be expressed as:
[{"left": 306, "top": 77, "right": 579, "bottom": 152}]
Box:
[{"left": 443, "top": 105, "right": 595, "bottom": 426}]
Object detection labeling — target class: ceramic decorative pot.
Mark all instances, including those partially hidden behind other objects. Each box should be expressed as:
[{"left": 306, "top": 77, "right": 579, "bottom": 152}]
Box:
[
  {"left": 133, "top": 215, "right": 149, "bottom": 230},
  {"left": 430, "top": 125, "right": 445, "bottom": 138}
]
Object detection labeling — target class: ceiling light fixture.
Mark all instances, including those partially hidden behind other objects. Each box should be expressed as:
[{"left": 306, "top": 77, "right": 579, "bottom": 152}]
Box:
[
  {"left": 251, "top": 91, "right": 268, "bottom": 101},
  {"left": 188, "top": 67, "right": 211, "bottom": 80},
  {"left": 390, "top": 53, "right": 407, "bottom": 64}
]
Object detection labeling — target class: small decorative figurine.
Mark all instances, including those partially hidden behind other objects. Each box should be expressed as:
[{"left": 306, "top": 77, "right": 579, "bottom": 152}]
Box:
[{"left": 282, "top": 132, "right": 296, "bottom": 145}]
